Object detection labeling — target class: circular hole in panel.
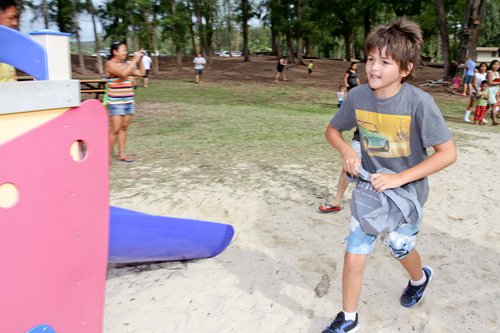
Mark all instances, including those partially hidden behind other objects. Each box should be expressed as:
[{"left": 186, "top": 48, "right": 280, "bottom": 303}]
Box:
[
  {"left": 0, "top": 183, "right": 19, "bottom": 208},
  {"left": 70, "top": 140, "right": 88, "bottom": 162}
]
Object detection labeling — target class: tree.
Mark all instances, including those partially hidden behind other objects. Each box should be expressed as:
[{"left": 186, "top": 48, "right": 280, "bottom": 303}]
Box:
[
  {"left": 436, "top": 0, "right": 452, "bottom": 77},
  {"left": 237, "top": 0, "right": 252, "bottom": 61},
  {"left": 86, "top": 0, "right": 103, "bottom": 76},
  {"left": 162, "top": 0, "right": 191, "bottom": 67},
  {"left": 191, "top": 0, "right": 216, "bottom": 59},
  {"left": 295, "top": 0, "right": 303, "bottom": 64},
  {"left": 72, "top": 0, "right": 85, "bottom": 72},
  {"left": 226, "top": 0, "right": 233, "bottom": 55},
  {"left": 478, "top": 0, "right": 500, "bottom": 46},
  {"left": 42, "top": 0, "right": 49, "bottom": 28},
  {"left": 457, "top": 0, "right": 487, "bottom": 63}
]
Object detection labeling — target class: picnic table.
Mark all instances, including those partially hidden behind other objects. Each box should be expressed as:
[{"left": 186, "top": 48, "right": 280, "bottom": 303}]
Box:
[{"left": 80, "top": 79, "right": 106, "bottom": 100}]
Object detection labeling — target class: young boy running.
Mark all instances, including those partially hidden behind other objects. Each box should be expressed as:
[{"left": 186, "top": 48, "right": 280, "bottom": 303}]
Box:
[{"left": 323, "top": 18, "right": 457, "bottom": 332}]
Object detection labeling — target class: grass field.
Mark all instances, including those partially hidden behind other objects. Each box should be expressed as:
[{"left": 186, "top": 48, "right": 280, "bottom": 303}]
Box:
[{"left": 110, "top": 79, "right": 494, "bottom": 197}]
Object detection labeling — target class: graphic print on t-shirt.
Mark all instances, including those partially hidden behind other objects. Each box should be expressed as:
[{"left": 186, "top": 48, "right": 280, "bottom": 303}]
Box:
[{"left": 356, "top": 109, "right": 411, "bottom": 158}]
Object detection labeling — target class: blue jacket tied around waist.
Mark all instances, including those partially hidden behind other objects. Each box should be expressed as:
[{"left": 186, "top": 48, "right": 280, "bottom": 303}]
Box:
[{"left": 349, "top": 167, "right": 423, "bottom": 235}]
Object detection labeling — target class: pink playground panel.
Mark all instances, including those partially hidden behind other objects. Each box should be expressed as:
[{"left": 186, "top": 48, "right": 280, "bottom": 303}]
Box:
[{"left": 0, "top": 100, "right": 109, "bottom": 332}]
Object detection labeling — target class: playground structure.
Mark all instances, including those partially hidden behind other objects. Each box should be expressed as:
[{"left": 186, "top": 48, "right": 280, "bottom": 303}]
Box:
[{"left": 0, "top": 26, "right": 234, "bottom": 332}]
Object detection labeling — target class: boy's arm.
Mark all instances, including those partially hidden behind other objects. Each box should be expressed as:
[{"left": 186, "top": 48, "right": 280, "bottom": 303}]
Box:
[
  {"left": 325, "top": 124, "right": 361, "bottom": 176},
  {"left": 371, "top": 139, "right": 457, "bottom": 192}
]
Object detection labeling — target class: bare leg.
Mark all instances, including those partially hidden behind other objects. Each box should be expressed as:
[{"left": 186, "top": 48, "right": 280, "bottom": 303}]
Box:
[
  {"left": 117, "top": 115, "right": 132, "bottom": 160},
  {"left": 332, "top": 168, "right": 349, "bottom": 207},
  {"left": 195, "top": 74, "right": 200, "bottom": 83},
  {"left": 342, "top": 252, "right": 368, "bottom": 312},
  {"left": 399, "top": 248, "right": 424, "bottom": 281},
  {"left": 275, "top": 72, "right": 280, "bottom": 82},
  {"left": 490, "top": 104, "right": 499, "bottom": 125},
  {"left": 143, "top": 77, "right": 148, "bottom": 88},
  {"left": 109, "top": 115, "right": 123, "bottom": 158}
]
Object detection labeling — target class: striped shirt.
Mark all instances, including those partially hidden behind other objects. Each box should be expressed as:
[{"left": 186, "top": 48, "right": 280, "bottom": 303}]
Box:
[{"left": 106, "top": 62, "right": 134, "bottom": 105}]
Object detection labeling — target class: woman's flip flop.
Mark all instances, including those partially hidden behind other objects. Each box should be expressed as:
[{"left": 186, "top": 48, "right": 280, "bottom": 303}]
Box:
[{"left": 318, "top": 203, "right": 342, "bottom": 213}]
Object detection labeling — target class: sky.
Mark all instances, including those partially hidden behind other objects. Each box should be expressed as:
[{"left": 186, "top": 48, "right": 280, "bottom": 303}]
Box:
[{"left": 21, "top": 9, "right": 102, "bottom": 42}]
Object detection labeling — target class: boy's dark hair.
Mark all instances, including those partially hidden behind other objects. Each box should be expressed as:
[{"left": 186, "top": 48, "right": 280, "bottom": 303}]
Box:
[
  {"left": 480, "top": 80, "right": 488, "bottom": 86},
  {"left": 365, "top": 17, "right": 423, "bottom": 82},
  {"left": 0, "top": 0, "right": 17, "bottom": 12}
]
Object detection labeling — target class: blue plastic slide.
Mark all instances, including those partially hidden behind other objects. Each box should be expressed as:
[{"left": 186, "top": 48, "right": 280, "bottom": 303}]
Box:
[{"left": 109, "top": 206, "right": 234, "bottom": 263}]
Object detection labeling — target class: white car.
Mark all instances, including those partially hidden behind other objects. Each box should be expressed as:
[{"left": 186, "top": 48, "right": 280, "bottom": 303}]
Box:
[{"left": 218, "top": 51, "right": 242, "bottom": 57}]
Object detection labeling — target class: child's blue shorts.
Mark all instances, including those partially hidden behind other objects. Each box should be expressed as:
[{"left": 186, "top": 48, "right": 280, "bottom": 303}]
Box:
[{"left": 345, "top": 216, "right": 420, "bottom": 259}]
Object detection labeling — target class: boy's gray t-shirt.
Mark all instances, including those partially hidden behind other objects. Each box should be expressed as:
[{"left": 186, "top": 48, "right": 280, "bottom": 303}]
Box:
[{"left": 331, "top": 83, "right": 452, "bottom": 206}]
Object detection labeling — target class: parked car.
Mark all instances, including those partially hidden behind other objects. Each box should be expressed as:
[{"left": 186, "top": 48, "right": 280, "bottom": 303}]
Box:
[
  {"left": 217, "top": 50, "right": 242, "bottom": 57},
  {"left": 92, "top": 49, "right": 110, "bottom": 57}
]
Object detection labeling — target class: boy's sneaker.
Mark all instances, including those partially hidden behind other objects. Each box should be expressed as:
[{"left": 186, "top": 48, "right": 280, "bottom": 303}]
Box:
[
  {"left": 322, "top": 312, "right": 359, "bottom": 333},
  {"left": 400, "top": 266, "right": 433, "bottom": 308}
]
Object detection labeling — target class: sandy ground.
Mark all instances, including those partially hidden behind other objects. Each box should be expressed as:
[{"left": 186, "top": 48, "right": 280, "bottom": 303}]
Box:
[{"left": 103, "top": 123, "right": 500, "bottom": 332}]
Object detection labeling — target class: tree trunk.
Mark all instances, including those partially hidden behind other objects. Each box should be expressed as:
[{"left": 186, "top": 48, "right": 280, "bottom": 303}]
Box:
[
  {"left": 226, "top": 0, "right": 232, "bottom": 55},
  {"left": 305, "top": 37, "right": 313, "bottom": 58},
  {"left": 87, "top": 0, "right": 103, "bottom": 77},
  {"left": 344, "top": 29, "right": 354, "bottom": 61},
  {"left": 363, "top": 10, "right": 371, "bottom": 37},
  {"left": 205, "top": 0, "right": 214, "bottom": 62},
  {"left": 436, "top": 0, "right": 451, "bottom": 77},
  {"left": 241, "top": 0, "right": 250, "bottom": 61},
  {"left": 187, "top": 1, "right": 198, "bottom": 55},
  {"left": 286, "top": 30, "right": 294, "bottom": 63},
  {"left": 171, "top": 0, "right": 183, "bottom": 68},
  {"left": 458, "top": 0, "right": 487, "bottom": 63},
  {"left": 72, "top": 0, "right": 85, "bottom": 72},
  {"left": 295, "top": 0, "right": 304, "bottom": 64},
  {"left": 273, "top": 31, "right": 281, "bottom": 58},
  {"left": 42, "top": 0, "right": 49, "bottom": 28}
]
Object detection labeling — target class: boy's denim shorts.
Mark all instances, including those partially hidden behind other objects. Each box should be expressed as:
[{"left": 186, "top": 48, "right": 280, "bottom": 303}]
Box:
[
  {"left": 346, "top": 216, "right": 420, "bottom": 259},
  {"left": 107, "top": 103, "right": 135, "bottom": 116}
]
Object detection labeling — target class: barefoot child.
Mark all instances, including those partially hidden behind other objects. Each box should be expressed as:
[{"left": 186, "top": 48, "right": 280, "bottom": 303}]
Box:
[{"left": 322, "top": 18, "right": 457, "bottom": 332}]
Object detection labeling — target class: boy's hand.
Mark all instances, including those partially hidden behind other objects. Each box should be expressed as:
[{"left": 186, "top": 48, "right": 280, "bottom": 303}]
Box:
[
  {"left": 370, "top": 173, "right": 404, "bottom": 192},
  {"left": 342, "top": 148, "right": 360, "bottom": 176}
]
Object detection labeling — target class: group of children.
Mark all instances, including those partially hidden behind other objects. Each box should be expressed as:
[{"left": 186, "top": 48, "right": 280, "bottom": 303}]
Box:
[{"left": 457, "top": 60, "right": 500, "bottom": 126}]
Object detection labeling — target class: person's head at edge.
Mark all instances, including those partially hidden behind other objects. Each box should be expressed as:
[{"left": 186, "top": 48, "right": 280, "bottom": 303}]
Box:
[
  {"left": 109, "top": 40, "right": 128, "bottom": 61},
  {"left": 0, "top": 0, "right": 18, "bottom": 29}
]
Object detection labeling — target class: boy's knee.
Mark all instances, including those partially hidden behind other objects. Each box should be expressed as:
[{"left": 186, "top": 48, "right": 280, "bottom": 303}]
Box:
[{"left": 344, "top": 252, "right": 367, "bottom": 273}]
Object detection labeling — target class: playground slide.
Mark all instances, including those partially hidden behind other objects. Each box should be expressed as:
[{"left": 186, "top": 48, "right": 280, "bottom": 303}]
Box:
[{"left": 109, "top": 206, "right": 235, "bottom": 263}]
